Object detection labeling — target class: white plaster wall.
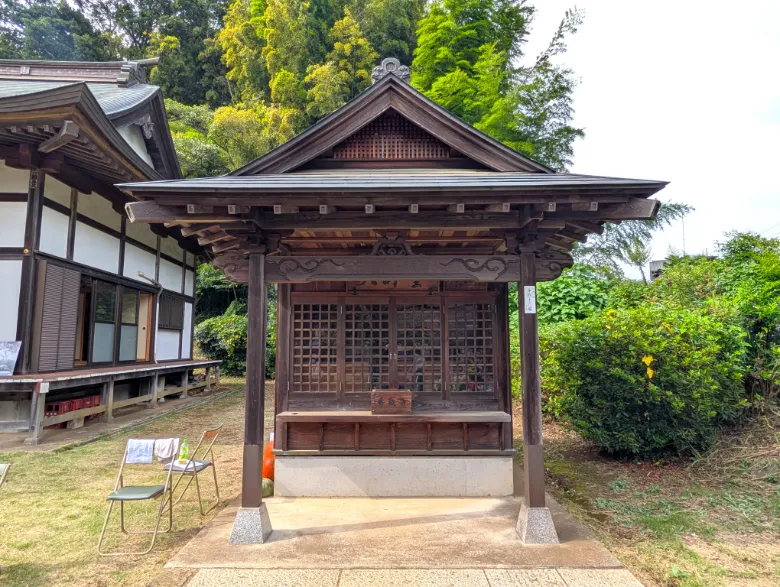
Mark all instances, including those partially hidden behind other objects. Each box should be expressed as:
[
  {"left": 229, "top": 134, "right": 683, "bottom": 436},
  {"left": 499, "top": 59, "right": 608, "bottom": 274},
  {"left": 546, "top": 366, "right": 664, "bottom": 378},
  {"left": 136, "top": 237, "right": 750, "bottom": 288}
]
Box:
[
  {"left": 160, "top": 235, "right": 184, "bottom": 261},
  {"left": 159, "top": 258, "right": 182, "bottom": 292},
  {"left": 126, "top": 220, "right": 158, "bottom": 249},
  {"left": 0, "top": 160, "right": 30, "bottom": 192},
  {"left": 156, "top": 329, "right": 180, "bottom": 361},
  {"left": 73, "top": 221, "right": 120, "bottom": 274},
  {"left": 123, "top": 244, "right": 157, "bottom": 283},
  {"left": 77, "top": 192, "right": 121, "bottom": 231},
  {"left": 185, "top": 269, "right": 195, "bottom": 297},
  {"left": 39, "top": 207, "right": 69, "bottom": 258},
  {"left": 44, "top": 176, "right": 72, "bottom": 207},
  {"left": 117, "top": 125, "right": 154, "bottom": 167},
  {"left": 0, "top": 202, "right": 27, "bottom": 247},
  {"left": 181, "top": 303, "right": 193, "bottom": 359},
  {"left": 0, "top": 260, "right": 23, "bottom": 340}
]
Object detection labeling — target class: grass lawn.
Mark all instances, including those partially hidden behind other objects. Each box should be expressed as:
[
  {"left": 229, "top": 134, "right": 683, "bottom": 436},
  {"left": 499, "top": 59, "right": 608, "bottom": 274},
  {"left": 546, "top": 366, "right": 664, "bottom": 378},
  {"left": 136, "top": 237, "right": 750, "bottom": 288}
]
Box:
[
  {"left": 0, "top": 378, "right": 273, "bottom": 587},
  {"left": 2, "top": 376, "right": 777, "bottom": 587},
  {"left": 523, "top": 410, "right": 780, "bottom": 587}
]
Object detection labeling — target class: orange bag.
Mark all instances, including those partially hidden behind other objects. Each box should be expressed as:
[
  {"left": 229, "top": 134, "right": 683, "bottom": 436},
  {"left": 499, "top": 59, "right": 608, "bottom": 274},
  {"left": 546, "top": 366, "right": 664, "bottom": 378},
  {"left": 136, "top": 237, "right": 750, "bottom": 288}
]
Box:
[{"left": 262, "top": 432, "right": 275, "bottom": 481}]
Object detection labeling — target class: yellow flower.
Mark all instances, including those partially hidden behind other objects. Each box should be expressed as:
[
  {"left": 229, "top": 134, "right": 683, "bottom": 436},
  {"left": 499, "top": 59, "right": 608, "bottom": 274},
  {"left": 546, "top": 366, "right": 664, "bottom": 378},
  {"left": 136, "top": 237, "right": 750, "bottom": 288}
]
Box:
[
  {"left": 647, "top": 367, "right": 655, "bottom": 379},
  {"left": 641, "top": 355, "right": 654, "bottom": 366}
]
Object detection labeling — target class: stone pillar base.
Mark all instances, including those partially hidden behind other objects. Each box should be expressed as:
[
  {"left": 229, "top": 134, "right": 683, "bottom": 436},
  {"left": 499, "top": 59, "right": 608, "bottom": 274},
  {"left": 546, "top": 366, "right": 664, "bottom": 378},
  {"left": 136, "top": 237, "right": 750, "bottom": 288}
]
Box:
[
  {"left": 229, "top": 504, "right": 273, "bottom": 545},
  {"left": 516, "top": 504, "right": 559, "bottom": 544}
]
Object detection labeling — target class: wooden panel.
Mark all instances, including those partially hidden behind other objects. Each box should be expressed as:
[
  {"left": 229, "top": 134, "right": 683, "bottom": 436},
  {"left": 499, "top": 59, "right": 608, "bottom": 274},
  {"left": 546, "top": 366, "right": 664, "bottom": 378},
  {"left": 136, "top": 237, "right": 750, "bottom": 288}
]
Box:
[
  {"left": 287, "top": 422, "right": 321, "bottom": 450},
  {"left": 323, "top": 423, "right": 354, "bottom": 450},
  {"left": 331, "top": 110, "right": 450, "bottom": 160},
  {"left": 467, "top": 423, "right": 500, "bottom": 450},
  {"left": 395, "top": 302, "right": 442, "bottom": 392},
  {"left": 395, "top": 423, "right": 428, "bottom": 450},
  {"left": 344, "top": 303, "right": 390, "bottom": 392},
  {"left": 291, "top": 302, "right": 339, "bottom": 392},
  {"left": 38, "top": 263, "right": 80, "bottom": 372},
  {"left": 448, "top": 303, "right": 494, "bottom": 394},
  {"left": 276, "top": 410, "right": 511, "bottom": 423},
  {"left": 358, "top": 423, "right": 392, "bottom": 450},
  {"left": 431, "top": 423, "right": 463, "bottom": 450}
]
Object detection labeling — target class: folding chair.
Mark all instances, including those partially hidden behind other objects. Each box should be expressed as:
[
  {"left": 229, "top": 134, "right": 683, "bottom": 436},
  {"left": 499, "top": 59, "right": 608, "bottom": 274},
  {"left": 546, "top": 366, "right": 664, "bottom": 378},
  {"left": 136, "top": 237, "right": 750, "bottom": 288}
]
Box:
[
  {"left": 165, "top": 424, "right": 223, "bottom": 515},
  {"left": 97, "top": 438, "right": 177, "bottom": 556},
  {"left": 0, "top": 463, "right": 9, "bottom": 488}
]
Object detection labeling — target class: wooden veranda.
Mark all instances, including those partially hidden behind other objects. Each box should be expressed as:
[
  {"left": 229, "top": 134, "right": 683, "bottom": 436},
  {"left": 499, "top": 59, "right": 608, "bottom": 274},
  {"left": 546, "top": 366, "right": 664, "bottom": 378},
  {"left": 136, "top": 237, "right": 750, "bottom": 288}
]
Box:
[{"left": 119, "top": 59, "right": 667, "bottom": 544}]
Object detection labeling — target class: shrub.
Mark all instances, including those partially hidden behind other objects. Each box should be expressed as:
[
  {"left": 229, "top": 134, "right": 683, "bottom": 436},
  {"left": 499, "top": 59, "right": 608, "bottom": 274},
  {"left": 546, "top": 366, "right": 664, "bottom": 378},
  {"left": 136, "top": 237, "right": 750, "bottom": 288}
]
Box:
[
  {"left": 536, "top": 265, "right": 610, "bottom": 324},
  {"left": 540, "top": 305, "right": 749, "bottom": 457},
  {"left": 194, "top": 308, "right": 248, "bottom": 376}
]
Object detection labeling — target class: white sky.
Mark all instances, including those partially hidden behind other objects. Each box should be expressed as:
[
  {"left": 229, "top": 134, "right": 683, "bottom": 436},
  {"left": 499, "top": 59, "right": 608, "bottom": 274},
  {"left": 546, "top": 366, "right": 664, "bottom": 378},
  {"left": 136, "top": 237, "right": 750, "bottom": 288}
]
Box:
[{"left": 524, "top": 0, "right": 780, "bottom": 265}]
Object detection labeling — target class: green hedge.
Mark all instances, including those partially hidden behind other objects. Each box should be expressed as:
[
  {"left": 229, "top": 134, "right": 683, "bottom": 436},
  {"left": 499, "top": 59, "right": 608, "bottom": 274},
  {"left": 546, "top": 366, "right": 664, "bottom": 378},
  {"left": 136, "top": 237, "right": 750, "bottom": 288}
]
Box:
[{"left": 540, "top": 305, "right": 750, "bottom": 457}]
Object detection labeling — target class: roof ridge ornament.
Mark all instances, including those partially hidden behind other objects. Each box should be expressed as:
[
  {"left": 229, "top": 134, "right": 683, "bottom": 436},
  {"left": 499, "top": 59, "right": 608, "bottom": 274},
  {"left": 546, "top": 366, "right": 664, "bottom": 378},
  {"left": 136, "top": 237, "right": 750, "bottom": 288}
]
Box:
[{"left": 371, "top": 58, "right": 410, "bottom": 85}]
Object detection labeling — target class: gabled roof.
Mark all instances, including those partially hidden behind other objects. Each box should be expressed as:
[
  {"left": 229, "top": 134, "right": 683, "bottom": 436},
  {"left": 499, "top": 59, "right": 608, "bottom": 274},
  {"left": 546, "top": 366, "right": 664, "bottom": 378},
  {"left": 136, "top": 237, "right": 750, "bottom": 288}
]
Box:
[
  {"left": 0, "top": 59, "right": 180, "bottom": 180},
  {"left": 231, "top": 73, "right": 554, "bottom": 176}
]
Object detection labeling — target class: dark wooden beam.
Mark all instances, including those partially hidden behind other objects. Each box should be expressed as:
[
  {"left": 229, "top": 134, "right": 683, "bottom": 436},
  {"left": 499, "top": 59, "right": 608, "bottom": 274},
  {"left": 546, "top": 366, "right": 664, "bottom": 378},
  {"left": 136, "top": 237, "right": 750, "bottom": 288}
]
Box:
[
  {"left": 263, "top": 211, "right": 527, "bottom": 231},
  {"left": 212, "top": 251, "right": 571, "bottom": 284}
]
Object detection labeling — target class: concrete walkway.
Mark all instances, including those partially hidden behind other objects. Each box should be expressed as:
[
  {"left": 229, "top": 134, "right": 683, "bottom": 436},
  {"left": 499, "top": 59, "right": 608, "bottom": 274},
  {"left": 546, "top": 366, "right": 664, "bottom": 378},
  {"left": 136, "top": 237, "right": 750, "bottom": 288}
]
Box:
[{"left": 169, "top": 496, "right": 643, "bottom": 586}]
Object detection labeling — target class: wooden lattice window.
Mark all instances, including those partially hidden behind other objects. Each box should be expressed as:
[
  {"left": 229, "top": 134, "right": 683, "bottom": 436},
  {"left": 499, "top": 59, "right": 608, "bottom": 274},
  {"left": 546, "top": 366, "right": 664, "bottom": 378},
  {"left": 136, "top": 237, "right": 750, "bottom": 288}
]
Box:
[
  {"left": 292, "top": 303, "right": 339, "bottom": 393},
  {"left": 332, "top": 110, "right": 451, "bottom": 160},
  {"left": 344, "top": 304, "right": 390, "bottom": 392},
  {"left": 396, "top": 304, "right": 443, "bottom": 392},
  {"left": 448, "top": 303, "right": 494, "bottom": 394}
]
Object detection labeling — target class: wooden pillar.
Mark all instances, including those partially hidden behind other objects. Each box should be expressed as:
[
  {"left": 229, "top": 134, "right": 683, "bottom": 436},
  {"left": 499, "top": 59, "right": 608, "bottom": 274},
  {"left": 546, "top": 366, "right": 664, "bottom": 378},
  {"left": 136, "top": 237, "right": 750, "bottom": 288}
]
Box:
[
  {"left": 242, "top": 253, "right": 267, "bottom": 508},
  {"left": 24, "top": 381, "right": 48, "bottom": 445},
  {"left": 519, "top": 252, "right": 545, "bottom": 508},
  {"left": 147, "top": 373, "right": 159, "bottom": 408},
  {"left": 18, "top": 170, "right": 44, "bottom": 374},
  {"left": 205, "top": 366, "right": 212, "bottom": 391},
  {"left": 101, "top": 378, "right": 115, "bottom": 422},
  {"left": 179, "top": 370, "right": 189, "bottom": 399}
]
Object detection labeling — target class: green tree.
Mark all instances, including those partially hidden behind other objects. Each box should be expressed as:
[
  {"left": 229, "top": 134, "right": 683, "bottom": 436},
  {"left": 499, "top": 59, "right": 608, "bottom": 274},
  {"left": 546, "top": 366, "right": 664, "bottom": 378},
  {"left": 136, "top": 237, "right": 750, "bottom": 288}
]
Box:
[
  {"left": 305, "top": 8, "right": 377, "bottom": 118},
  {"left": 0, "top": 0, "right": 116, "bottom": 60},
  {"left": 147, "top": 0, "right": 231, "bottom": 108},
  {"left": 412, "top": 1, "right": 584, "bottom": 170},
  {"left": 574, "top": 202, "right": 693, "bottom": 276},
  {"left": 218, "top": 0, "right": 268, "bottom": 101},
  {"left": 348, "top": 0, "right": 424, "bottom": 63}
]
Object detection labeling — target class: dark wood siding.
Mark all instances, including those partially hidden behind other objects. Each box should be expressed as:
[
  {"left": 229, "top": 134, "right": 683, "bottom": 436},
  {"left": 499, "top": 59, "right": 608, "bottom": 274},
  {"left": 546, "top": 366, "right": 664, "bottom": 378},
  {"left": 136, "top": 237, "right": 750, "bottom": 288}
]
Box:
[{"left": 38, "top": 263, "right": 80, "bottom": 371}]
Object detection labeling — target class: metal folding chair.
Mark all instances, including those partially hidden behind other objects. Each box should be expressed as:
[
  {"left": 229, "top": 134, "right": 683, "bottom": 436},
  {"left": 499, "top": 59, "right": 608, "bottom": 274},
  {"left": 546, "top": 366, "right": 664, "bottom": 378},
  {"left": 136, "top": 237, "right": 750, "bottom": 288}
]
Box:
[
  {"left": 165, "top": 424, "right": 223, "bottom": 515},
  {"left": 97, "top": 438, "right": 177, "bottom": 556},
  {"left": 0, "top": 463, "right": 9, "bottom": 488}
]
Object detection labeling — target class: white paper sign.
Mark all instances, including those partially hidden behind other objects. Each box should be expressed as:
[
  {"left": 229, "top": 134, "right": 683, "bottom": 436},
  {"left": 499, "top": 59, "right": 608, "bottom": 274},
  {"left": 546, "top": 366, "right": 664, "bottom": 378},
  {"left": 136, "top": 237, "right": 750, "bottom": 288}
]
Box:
[{"left": 523, "top": 286, "right": 537, "bottom": 314}]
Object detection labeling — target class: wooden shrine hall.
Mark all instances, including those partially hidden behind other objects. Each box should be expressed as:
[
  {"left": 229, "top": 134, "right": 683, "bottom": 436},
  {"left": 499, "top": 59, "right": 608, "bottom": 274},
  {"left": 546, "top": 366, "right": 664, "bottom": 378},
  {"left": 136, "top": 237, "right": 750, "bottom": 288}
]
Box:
[{"left": 120, "top": 59, "right": 667, "bottom": 544}]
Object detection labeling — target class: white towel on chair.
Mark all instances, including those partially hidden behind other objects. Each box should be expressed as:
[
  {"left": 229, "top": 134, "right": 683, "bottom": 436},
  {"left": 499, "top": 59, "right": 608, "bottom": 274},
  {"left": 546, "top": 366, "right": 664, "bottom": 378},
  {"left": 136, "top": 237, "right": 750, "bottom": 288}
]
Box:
[
  {"left": 154, "top": 438, "right": 180, "bottom": 462},
  {"left": 126, "top": 439, "right": 154, "bottom": 464}
]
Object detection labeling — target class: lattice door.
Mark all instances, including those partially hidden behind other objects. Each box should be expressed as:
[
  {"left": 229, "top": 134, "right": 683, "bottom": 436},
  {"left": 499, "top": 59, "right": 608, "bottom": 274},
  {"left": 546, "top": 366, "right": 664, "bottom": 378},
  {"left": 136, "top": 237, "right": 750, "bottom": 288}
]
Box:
[
  {"left": 291, "top": 303, "right": 339, "bottom": 393},
  {"left": 344, "top": 303, "right": 391, "bottom": 392},
  {"left": 395, "top": 303, "right": 443, "bottom": 392},
  {"left": 448, "top": 303, "right": 495, "bottom": 394}
]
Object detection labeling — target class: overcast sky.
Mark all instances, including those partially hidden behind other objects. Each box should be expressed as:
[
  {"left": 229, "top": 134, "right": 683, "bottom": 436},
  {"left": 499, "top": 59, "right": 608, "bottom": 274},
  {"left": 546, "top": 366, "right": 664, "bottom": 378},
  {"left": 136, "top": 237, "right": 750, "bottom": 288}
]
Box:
[{"left": 524, "top": 0, "right": 780, "bottom": 265}]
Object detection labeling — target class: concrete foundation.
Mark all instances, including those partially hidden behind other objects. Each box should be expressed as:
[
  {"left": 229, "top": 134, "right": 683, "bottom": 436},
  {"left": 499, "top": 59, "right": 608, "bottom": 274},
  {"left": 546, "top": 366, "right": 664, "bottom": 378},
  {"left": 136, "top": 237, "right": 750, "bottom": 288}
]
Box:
[
  {"left": 274, "top": 455, "right": 514, "bottom": 497},
  {"left": 229, "top": 504, "right": 273, "bottom": 545},
  {"left": 516, "top": 504, "right": 560, "bottom": 544}
]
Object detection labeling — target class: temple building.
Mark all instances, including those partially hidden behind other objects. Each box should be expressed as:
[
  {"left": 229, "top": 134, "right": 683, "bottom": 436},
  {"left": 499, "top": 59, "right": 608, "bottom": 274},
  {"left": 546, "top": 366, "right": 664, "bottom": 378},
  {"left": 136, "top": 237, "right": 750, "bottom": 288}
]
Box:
[
  {"left": 0, "top": 59, "right": 218, "bottom": 444},
  {"left": 120, "top": 58, "right": 667, "bottom": 544}
]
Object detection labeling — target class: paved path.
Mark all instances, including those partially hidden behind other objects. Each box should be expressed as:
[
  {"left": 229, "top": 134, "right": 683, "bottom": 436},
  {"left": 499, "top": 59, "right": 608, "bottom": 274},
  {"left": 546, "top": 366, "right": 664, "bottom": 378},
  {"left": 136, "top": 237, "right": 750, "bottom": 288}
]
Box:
[
  {"left": 188, "top": 567, "right": 643, "bottom": 586},
  {"left": 169, "top": 496, "right": 644, "bottom": 586}
]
